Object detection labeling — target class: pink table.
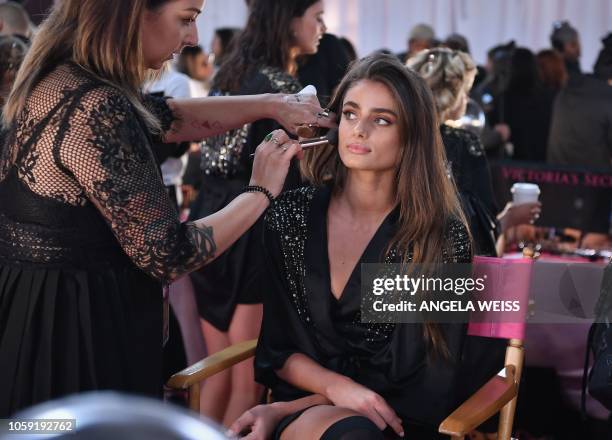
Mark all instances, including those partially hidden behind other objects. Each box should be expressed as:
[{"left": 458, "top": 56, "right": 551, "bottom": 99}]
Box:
[{"left": 511, "top": 254, "right": 610, "bottom": 419}]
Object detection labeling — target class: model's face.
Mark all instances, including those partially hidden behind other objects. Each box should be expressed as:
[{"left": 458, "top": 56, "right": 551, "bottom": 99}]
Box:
[
  {"left": 290, "top": 1, "right": 326, "bottom": 55},
  {"left": 141, "top": 0, "right": 203, "bottom": 69},
  {"left": 338, "top": 79, "right": 403, "bottom": 173}
]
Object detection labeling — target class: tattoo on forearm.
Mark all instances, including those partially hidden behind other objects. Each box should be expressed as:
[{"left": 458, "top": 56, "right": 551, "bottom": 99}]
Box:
[
  {"left": 190, "top": 120, "right": 224, "bottom": 131},
  {"left": 186, "top": 223, "right": 217, "bottom": 262}
]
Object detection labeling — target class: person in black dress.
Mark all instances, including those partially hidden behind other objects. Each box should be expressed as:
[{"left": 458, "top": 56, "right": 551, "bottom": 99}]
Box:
[
  {"left": 489, "top": 48, "right": 556, "bottom": 162},
  {"left": 188, "top": 0, "right": 327, "bottom": 424},
  {"left": 0, "top": 0, "right": 334, "bottom": 417},
  {"left": 407, "top": 48, "right": 541, "bottom": 257},
  {"left": 229, "top": 54, "right": 480, "bottom": 440}
]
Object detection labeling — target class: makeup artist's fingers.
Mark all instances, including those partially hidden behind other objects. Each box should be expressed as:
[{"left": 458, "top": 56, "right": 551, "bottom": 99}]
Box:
[
  {"left": 265, "top": 129, "right": 290, "bottom": 146},
  {"left": 314, "top": 111, "right": 338, "bottom": 129},
  {"left": 250, "top": 139, "right": 299, "bottom": 197},
  {"left": 278, "top": 140, "right": 301, "bottom": 158}
]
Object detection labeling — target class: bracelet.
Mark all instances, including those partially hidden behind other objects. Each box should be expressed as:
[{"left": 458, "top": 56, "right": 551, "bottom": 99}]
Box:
[{"left": 242, "top": 185, "right": 275, "bottom": 204}]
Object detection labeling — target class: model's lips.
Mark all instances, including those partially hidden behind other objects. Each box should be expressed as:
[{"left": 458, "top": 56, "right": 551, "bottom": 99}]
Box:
[{"left": 347, "top": 143, "right": 371, "bottom": 154}]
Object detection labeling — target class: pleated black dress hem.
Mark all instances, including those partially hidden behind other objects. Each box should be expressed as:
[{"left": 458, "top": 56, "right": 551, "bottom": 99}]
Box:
[{"left": 0, "top": 171, "right": 163, "bottom": 417}]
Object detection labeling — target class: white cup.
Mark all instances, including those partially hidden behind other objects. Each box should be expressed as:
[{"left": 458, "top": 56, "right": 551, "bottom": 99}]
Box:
[{"left": 511, "top": 183, "right": 540, "bottom": 205}]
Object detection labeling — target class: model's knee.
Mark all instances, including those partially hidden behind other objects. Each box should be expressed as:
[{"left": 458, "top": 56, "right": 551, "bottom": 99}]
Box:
[{"left": 319, "top": 415, "right": 384, "bottom": 440}]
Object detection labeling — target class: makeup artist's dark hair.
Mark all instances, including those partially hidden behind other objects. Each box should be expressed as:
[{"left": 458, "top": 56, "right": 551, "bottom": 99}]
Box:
[
  {"left": 301, "top": 53, "right": 469, "bottom": 356},
  {"left": 214, "top": 0, "right": 319, "bottom": 93}
]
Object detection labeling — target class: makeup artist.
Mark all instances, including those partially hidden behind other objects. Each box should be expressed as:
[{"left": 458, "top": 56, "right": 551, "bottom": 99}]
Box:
[{"left": 0, "top": 0, "right": 334, "bottom": 417}]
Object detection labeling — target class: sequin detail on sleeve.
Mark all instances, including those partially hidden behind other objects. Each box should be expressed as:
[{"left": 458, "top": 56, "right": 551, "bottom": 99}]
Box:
[
  {"left": 264, "top": 187, "right": 316, "bottom": 324},
  {"left": 200, "top": 66, "right": 302, "bottom": 178}
]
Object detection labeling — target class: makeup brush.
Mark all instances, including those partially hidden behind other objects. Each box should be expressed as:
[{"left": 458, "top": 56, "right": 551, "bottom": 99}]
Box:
[
  {"left": 249, "top": 128, "right": 338, "bottom": 157},
  {"left": 299, "top": 128, "right": 338, "bottom": 151}
]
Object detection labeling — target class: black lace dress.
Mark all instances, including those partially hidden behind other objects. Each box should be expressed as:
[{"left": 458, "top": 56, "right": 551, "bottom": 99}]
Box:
[
  {"left": 189, "top": 66, "right": 301, "bottom": 331},
  {"left": 0, "top": 62, "right": 215, "bottom": 416},
  {"left": 255, "top": 186, "right": 478, "bottom": 439}
]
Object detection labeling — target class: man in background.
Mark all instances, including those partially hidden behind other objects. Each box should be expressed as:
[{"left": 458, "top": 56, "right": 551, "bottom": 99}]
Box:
[
  {"left": 550, "top": 20, "right": 582, "bottom": 78},
  {"left": 547, "top": 33, "right": 612, "bottom": 171},
  {"left": 397, "top": 23, "right": 435, "bottom": 63}
]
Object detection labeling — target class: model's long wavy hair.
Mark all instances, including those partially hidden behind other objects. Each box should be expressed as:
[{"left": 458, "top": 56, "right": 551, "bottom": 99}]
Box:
[
  {"left": 3, "top": 0, "right": 169, "bottom": 130},
  {"left": 301, "top": 53, "right": 469, "bottom": 354},
  {"left": 214, "top": 0, "right": 318, "bottom": 93}
]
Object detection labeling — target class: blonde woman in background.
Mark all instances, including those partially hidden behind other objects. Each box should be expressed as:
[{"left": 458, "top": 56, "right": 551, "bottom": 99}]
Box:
[{"left": 407, "top": 48, "right": 541, "bottom": 257}]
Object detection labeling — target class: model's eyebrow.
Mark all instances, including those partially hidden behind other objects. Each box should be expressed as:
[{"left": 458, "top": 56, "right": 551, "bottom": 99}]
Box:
[
  {"left": 343, "top": 101, "right": 398, "bottom": 117},
  {"left": 371, "top": 107, "right": 398, "bottom": 117}
]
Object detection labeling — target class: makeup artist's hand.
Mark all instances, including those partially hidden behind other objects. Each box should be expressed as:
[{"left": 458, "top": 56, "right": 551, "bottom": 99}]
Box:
[
  {"left": 326, "top": 376, "right": 404, "bottom": 437},
  {"left": 273, "top": 93, "right": 337, "bottom": 135},
  {"left": 250, "top": 129, "right": 301, "bottom": 197}
]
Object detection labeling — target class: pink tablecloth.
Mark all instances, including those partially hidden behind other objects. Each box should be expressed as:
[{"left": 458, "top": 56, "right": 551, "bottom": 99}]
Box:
[{"left": 514, "top": 254, "right": 610, "bottom": 419}]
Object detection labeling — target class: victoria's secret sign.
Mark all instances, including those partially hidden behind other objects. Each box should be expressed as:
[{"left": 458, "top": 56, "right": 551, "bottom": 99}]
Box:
[
  {"left": 500, "top": 167, "right": 612, "bottom": 189},
  {"left": 491, "top": 161, "right": 612, "bottom": 233}
]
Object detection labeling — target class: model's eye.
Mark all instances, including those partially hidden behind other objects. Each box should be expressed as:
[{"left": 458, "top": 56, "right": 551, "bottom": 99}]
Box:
[
  {"left": 374, "top": 117, "right": 391, "bottom": 126},
  {"left": 342, "top": 110, "right": 357, "bottom": 120}
]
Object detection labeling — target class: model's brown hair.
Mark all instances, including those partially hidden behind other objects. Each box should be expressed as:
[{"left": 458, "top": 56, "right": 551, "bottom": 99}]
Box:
[{"left": 301, "top": 53, "right": 469, "bottom": 355}]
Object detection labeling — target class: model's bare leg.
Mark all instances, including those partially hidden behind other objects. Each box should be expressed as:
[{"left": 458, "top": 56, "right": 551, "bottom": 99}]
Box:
[
  {"left": 280, "top": 405, "right": 383, "bottom": 440},
  {"left": 199, "top": 318, "right": 231, "bottom": 422},
  {"left": 222, "top": 303, "right": 264, "bottom": 426},
  {"left": 168, "top": 276, "right": 207, "bottom": 365}
]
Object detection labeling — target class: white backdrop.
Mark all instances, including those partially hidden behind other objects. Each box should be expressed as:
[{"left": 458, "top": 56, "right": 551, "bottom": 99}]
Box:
[{"left": 196, "top": 0, "right": 612, "bottom": 73}]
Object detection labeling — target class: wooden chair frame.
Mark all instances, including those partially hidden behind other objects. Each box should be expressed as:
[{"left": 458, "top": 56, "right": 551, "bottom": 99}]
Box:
[
  {"left": 167, "top": 337, "right": 522, "bottom": 440},
  {"left": 168, "top": 254, "right": 534, "bottom": 439}
]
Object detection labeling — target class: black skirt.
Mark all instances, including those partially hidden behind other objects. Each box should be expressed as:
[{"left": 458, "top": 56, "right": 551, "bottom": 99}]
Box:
[
  {"left": 189, "top": 175, "right": 264, "bottom": 331},
  {"left": 0, "top": 259, "right": 163, "bottom": 417}
]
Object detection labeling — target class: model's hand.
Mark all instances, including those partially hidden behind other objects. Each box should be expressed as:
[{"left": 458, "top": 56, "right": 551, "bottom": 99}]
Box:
[
  {"left": 227, "top": 404, "right": 285, "bottom": 440},
  {"left": 249, "top": 129, "right": 301, "bottom": 197},
  {"left": 273, "top": 93, "right": 337, "bottom": 135},
  {"left": 325, "top": 376, "right": 404, "bottom": 437}
]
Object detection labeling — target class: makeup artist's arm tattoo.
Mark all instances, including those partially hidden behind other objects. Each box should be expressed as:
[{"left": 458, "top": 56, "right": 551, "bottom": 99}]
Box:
[{"left": 185, "top": 223, "right": 217, "bottom": 263}]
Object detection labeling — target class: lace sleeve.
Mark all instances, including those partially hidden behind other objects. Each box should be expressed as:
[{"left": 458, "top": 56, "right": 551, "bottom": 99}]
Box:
[
  {"left": 142, "top": 94, "right": 175, "bottom": 132},
  {"left": 60, "top": 86, "right": 215, "bottom": 282}
]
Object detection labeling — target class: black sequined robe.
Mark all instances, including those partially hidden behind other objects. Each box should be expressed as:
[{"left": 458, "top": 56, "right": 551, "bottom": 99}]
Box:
[{"left": 255, "top": 186, "right": 491, "bottom": 439}]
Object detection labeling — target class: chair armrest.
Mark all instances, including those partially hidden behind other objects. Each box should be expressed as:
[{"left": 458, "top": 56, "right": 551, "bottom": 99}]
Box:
[
  {"left": 439, "top": 365, "right": 518, "bottom": 437},
  {"left": 166, "top": 339, "right": 257, "bottom": 390}
]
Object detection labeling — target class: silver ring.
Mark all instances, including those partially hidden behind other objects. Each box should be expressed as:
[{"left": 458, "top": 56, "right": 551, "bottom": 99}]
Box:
[{"left": 317, "top": 110, "right": 330, "bottom": 118}]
